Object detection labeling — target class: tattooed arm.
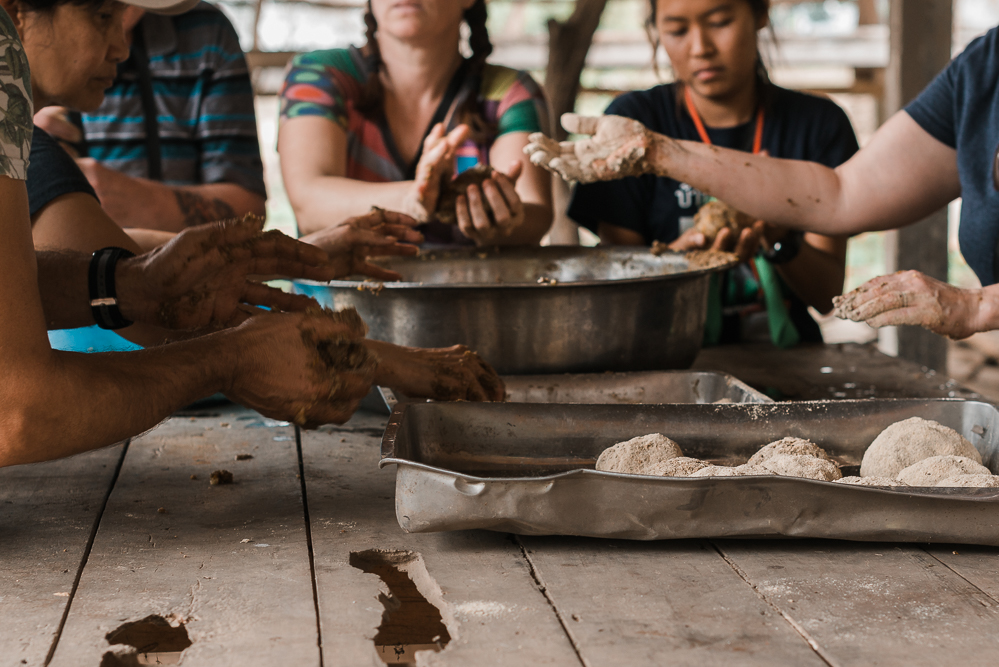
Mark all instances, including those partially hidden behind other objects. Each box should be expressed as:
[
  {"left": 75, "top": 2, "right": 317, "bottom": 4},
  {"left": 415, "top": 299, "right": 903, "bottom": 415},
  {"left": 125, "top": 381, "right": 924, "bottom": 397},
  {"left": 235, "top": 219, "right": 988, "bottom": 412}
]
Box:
[{"left": 75, "top": 157, "right": 265, "bottom": 232}]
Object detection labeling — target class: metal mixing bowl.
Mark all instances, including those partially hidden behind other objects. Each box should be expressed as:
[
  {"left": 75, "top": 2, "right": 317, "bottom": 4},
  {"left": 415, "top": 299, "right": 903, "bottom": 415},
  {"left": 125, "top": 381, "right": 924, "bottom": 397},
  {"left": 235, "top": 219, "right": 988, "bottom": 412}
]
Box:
[{"left": 294, "top": 246, "right": 736, "bottom": 375}]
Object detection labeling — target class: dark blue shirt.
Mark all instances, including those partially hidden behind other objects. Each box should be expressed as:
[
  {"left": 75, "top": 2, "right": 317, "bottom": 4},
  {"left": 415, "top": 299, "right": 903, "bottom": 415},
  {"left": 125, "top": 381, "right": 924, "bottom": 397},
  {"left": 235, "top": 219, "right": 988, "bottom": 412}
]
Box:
[
  {"left": 906, "top": 27, "right": 999, "bottom": 286},
  {"left": 568, "top": 83, "right": 859, "bottom": 242},
  {"left": 27, "top": 127, "right": 97, "bottom": 217}
]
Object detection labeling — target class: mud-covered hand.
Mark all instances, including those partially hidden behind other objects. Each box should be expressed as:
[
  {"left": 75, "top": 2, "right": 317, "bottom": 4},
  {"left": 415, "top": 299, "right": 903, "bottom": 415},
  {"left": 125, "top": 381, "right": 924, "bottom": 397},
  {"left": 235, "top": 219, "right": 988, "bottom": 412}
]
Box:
[
  {"left": 222, "top": 308, "right": 377, "bottom": 428},
  {"left": 456, "top": 161, "right": 525, "bottom": 246},
  {"left": 299, "top": 208, "right": 423, "bottom": 281},
  {"left": 524, "top": 113, "right": 662, "bottom": 183},
  {"left": 668, "top": 220, "right": 765, "bottom": 264},
  {"left": 116, "top": 215, "right": 342, "bottom": 331},
  {"left": 833, "top": 270, "right": 987, "bottom": 340},
  {"left": 364, "top": 339, "right": 506, "bottom": 402},
  {"left": 401, "top": 123, "right": 470, "bottom": 222}
]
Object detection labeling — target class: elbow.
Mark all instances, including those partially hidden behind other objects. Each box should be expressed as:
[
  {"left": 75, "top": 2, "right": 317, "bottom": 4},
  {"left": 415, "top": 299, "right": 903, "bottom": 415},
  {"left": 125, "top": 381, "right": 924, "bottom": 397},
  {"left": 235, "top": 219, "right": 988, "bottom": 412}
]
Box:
[{"left": 0, "top": 402, "right": 43, "bottom": 468}]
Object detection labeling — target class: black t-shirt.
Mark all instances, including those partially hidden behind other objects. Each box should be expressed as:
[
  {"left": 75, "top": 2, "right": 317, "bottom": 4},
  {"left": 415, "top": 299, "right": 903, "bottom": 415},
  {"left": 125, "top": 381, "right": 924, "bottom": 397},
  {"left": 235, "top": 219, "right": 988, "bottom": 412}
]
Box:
[
  {"left": 26, "top": 126, "right": 98, "bottom": 217},
  {"left": 905, "top": 27, "right": 999, "bottom": 286},
  {"left": 568, "top": 83, "right": 859, "bottom": 242}
]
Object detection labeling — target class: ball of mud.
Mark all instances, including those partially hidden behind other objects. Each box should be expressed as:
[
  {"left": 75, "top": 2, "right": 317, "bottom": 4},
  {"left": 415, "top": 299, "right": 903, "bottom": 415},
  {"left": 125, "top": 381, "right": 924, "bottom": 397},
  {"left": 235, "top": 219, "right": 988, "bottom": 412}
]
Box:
[
  {"left": 692, "top": 200, "right": 755, "bottom": 242},
  {"left": 436, "top": 165, "right": 496, "bottom": 226},
  {"left": 860, "top": 417, "right": 981, "bottom": 478},
  {"left": 656, "top": 457, "right": 709, "bottom": 477},
  {"left": 835, "top": 476, "right": 908, "bottom": 487},
  {"left": 896, "top": 455, "right": 990, "bottom": 486},
  {"left": 747, "top": 437, "right": 832, "bottom": 467},
  {"left": 595, "top": 434, "right": 682, "bottom": 476},
  {"left": 936, "top": 474, "right": 999, "bottom": 488},
  {"left": 757, "top": 454, "right": 842, "bottom": 481},
  {"left": 690, "top": 464, "right": 773, "bottom": 477}
]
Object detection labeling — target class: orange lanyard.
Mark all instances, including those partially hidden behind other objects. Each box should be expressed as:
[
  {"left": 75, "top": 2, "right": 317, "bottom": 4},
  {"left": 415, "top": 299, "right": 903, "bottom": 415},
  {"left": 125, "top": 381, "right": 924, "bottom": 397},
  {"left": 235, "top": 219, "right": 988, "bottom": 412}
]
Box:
[{"left": 684, "top": 86, "right": 764, "bottom": 154}]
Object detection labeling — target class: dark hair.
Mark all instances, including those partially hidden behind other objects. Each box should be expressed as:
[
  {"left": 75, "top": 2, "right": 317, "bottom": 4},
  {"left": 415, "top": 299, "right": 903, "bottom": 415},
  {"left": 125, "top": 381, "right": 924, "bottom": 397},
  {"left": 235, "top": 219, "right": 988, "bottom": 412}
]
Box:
[
  {"left": 646, "top": 0, "right": 774, "bottom": 112},
  {"left": 358, "top": 0, "right": 496, "bottom": 142},
  {"left": 18, "top": 0, "right": 110, "bottom": 11}
]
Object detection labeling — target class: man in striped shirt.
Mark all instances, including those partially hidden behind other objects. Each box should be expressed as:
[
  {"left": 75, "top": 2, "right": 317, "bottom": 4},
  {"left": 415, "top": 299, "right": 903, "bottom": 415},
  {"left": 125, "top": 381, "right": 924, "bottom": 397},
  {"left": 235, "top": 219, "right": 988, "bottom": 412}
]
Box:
[{"left": 35, "top": 2, "right": 265, "bottom": 236}]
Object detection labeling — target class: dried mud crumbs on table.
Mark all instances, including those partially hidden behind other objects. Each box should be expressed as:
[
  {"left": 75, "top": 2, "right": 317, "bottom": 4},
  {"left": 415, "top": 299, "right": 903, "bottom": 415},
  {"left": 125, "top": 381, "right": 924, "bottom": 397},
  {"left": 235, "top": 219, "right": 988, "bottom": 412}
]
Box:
[
  {"left": 235, "top": 454, "right": 254, "bottom": 461},
  {"left": 210, "top": 470, "right": 234, "bottom": 485}
]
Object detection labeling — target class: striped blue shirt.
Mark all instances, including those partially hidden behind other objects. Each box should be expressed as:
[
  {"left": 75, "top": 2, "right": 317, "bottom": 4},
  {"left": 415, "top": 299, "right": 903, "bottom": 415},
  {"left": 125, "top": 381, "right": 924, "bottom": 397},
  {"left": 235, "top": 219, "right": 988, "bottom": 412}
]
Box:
[{"left": 78, "top": 3, "right": 266, "bottom": 198}]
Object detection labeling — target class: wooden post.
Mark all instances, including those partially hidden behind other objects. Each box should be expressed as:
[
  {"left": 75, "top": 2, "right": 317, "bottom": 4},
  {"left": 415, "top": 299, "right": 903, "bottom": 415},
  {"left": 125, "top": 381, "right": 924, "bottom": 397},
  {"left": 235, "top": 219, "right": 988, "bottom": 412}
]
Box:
[
  {"left": 883, "top": 0, "right": 953, "bottom": 371},
  {"left": 542, "top": 0, "right": 610, "bottom": 245}
]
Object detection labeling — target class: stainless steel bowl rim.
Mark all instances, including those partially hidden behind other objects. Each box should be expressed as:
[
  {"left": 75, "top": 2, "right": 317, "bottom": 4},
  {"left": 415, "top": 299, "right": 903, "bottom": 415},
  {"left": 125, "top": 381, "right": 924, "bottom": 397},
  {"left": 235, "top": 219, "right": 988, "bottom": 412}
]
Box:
[{"left": 296, "top": 251, "right": 738, "bottom": 290}]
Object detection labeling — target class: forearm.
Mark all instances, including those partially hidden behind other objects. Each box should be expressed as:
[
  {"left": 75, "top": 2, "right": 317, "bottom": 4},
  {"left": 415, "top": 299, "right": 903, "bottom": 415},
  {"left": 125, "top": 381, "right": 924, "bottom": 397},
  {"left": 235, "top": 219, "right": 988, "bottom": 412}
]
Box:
[
  {"left": 102, "top": 178, "right": 265, "bottom": 233},
  {"left": 1, "top": 336, "right": 231, "bottom": 467},
  {"left": 291, "top": 177, "right": 412, "bottom": 235},
  {"left": 773, "top": 237, "right": 846, "bottom": 314}
]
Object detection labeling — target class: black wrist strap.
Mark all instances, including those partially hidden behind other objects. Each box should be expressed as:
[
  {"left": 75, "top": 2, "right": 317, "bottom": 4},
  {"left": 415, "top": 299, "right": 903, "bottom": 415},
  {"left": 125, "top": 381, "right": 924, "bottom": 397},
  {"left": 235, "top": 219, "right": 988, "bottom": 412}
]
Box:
[
  {"left": 89, "top": 247, "right": 135, "bottom": 330},
  {"left": 763, "top": 230, "right": 804, "bottom": 265}
]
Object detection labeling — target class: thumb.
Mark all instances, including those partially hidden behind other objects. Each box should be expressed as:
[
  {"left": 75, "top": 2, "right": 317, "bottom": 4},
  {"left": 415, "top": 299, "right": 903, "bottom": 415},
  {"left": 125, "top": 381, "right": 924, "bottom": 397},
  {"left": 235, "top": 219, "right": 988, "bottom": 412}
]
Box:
[{"left": 561, "top": 113, "right": 599, "bottom": 136}]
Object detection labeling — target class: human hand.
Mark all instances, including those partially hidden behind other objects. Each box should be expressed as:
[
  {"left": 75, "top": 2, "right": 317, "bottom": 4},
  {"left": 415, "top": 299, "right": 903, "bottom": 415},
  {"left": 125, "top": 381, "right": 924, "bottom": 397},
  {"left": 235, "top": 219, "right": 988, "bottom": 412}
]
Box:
[
  {"left": 455, "top": 161, "right": 525, "bottom": 245},
  {"left": 524, "top": 113, "right": 664, "bottom": 183},
  {"left": 365, "top": 339, "right": 505, "bottom": 402},
  {"left": 117, "top": 214, "right": 342, "bottom": 331},
  {"left": 33, "top": 106, "right": 81, "bottom": 157},
  {"left": 223, "top": 307, "right": 377, "bottom": 427},
  {"left": 299, "top": 208, "right": 423, "bottom": 281},
  {"left": 401, "top": 123, "right": 470, "bottom": 222},
  {"left": 669, "top": 220, "right": 765, "bottom": 264},
  {"left": 833, "top": 270, "right": 985, "bottom": 340}
]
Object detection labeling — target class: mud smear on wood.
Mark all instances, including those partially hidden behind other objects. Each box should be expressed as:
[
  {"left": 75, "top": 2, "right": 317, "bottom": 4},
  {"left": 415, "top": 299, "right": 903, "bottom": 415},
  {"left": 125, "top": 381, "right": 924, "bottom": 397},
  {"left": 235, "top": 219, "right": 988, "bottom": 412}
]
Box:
[
  {"left": 350, "top": 550, "right": 457, "bottom": 665},
  {"left": 100, "top": 614, "right": 191, "bottom": 666}
]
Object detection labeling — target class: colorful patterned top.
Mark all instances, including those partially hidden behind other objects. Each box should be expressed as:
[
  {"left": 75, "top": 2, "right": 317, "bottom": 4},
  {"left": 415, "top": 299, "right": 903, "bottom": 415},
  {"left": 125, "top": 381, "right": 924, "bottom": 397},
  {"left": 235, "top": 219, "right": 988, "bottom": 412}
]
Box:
[
  {"left": 75, "top": 3, "right": 265, "bottom": 198},
  {"left": 279, "top": 46, "right": 547, "bottom": 182},
  {"left": 0, "top": 7, "right": 33, "bottom": 181}
]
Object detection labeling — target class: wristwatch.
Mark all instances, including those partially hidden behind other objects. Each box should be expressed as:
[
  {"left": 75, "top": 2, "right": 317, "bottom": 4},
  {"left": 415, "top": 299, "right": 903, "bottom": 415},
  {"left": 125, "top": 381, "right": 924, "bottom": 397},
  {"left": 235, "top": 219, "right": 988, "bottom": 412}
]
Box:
[
  {"left": 762, "top": 230, "right": 804, "bottom": 265},
  {"left": 88, "top": 247, "right": 135, "bottom": 330}
]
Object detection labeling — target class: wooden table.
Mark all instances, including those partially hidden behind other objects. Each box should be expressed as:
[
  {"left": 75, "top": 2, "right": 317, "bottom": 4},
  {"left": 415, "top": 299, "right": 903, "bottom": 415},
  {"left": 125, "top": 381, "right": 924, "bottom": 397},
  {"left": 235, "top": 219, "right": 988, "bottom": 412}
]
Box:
[{"left": 4, "top": 343, "right": 998, "bottom": 667}]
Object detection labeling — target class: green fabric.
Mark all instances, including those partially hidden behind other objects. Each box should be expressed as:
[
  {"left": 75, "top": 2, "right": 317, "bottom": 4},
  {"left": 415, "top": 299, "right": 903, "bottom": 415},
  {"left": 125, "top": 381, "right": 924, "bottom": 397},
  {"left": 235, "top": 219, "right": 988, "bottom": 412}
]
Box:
[
  {"left": 703, "top": 273, "right": 723, "bottom": 346},
  {"left": 754, "top": 255, "right": 801, "bottom": 349}
]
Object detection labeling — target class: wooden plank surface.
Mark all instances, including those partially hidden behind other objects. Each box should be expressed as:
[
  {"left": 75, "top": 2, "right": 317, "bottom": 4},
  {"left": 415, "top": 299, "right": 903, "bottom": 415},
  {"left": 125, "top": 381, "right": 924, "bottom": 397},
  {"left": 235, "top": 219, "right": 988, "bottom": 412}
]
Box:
[
  {"left": 695, "top": 342, "right": 979, "bottom": 402},
  {"left": 300, "top": 412, "right": 582, "bottom": 667},
  {"left": 924, "top": 546, "right": 999, "bottom": 603},
  {"left": 716, "top": 540, "right": 999, "bottom": 666},
  {"left": 517, "top": 537, "right": 826, "bottom": 667},
  {"left": 0, "top": 446, "right": 123, "bottom": 667},
  {"left": 47, "top": 412, "right": 320, "bottom": 667}
]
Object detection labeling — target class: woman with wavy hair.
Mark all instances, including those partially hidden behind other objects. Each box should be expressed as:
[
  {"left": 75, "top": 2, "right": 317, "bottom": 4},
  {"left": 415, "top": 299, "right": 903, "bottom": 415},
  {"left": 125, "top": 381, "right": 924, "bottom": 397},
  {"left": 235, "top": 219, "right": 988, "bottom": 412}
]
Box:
[{"left": 278, "top": 0, "right": 553, "bottom": 247}]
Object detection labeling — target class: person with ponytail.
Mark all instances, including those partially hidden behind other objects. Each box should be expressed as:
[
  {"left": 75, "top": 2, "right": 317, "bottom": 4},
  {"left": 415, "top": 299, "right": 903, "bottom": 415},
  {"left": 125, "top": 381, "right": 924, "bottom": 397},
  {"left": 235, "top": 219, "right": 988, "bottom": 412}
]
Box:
[
  {"left": 565, "top": 0, "right": 857, "bottom": 347},
  {"left": 277, "top": 0, "right": 553, "bottom": 247}
]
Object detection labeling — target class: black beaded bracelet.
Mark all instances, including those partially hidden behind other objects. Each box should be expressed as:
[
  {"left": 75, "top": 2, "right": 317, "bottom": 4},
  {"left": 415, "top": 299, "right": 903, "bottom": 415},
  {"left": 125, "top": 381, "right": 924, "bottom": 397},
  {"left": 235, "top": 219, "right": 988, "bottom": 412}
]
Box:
[
  {"left": 88, "top": 247, "right": 135, "bottom": 330},
  {"left": 762, "top": 230, "right": 804, "bottom": 265}
]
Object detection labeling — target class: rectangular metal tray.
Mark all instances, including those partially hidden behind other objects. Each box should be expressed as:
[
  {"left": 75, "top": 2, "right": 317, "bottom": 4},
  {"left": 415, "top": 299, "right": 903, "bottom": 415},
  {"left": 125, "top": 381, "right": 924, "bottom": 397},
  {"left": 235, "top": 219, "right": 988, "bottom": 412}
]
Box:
[
  {"left": 380, "top": 399, "right": 999, "bottom": 545},
  {"left": 374, "top": 370, "right": 771, "bottom": 412}
]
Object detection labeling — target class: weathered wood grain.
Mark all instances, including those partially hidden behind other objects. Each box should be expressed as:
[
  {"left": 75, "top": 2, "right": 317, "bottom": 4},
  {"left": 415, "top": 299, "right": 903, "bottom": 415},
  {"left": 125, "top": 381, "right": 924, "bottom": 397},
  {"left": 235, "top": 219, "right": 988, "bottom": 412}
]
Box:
[
  {"left": 924, "top": 546, "right": 999, "bottom": 603},
  {"left": 518, "top": 537, "right": 826, "bottom": 667},
  {"left": 0, "top": 446, "right": 123, "bottom": 667},
  {"left": 717, "top": 540, "right": 999, "bottom": 666},
  {"left": 47, "top": 413, "right": 320, "bottom": 667},
  {"left": 300, "top": 412, "right": 582, "bottom": 667}
]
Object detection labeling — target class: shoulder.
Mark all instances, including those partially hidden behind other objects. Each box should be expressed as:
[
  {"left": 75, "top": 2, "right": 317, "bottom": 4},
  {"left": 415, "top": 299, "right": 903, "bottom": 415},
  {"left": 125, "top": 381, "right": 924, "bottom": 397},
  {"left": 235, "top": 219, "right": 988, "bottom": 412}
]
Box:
[
  {"left": 480, "top": 64, "right": 543, "bottom": 101},
  {"left": 0, "top": 10, "right": 32, "bottom": 181},
  {"left": 768, "top": 86, "right": 854, "bottom": 132},
  {"left": 767, "top": 86, "right": 858, "bottom": 163}
]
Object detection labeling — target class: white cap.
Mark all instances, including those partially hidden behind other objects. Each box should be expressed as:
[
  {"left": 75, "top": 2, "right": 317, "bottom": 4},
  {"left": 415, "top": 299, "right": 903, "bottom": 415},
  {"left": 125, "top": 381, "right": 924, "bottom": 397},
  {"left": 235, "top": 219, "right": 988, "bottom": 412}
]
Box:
[{"left": 121, "top": 0, "right": 202, "bottom": 15}]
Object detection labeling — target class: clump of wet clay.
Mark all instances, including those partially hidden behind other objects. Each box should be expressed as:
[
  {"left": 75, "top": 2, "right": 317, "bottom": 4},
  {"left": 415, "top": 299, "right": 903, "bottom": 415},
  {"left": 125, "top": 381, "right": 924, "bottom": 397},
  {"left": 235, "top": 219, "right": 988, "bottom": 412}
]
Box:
[
  {"left": 692, "top": 200, "right": 755, "bottom": 243},
  {"left": 835, "top": 476, "right": 908, "bottom": 487},
  {"left": 757, "top": 453, "right": 842, "bottom": 481},
  {"left": 861, "top": 417, "right": 981, "bottom": 478},
  {"left": 684, "top": 249, "right": 740, "bottom": 271},
  {"left": 657, "top": 457, "right": 709, "bottom": 477},
  {"left": 896, "top": 455, "right": 991, "bottom": 486},
  {"left": 210, "top": 470, "right": 234, "bottom": 485},
  {"left": 436, "top": 165, "right": 497, "bottom": 226},
  {"left": 595, "top": 434, "right": 682, "bottom": 476},
  {"left": 690, "top": 464, "right": 772, "bottom": 477},
  {"left": 937, "top": 474, "right": 999, "bottom": 488},
  {"left": 747, "top": 437, "right": 832, "bottom": 467}
]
